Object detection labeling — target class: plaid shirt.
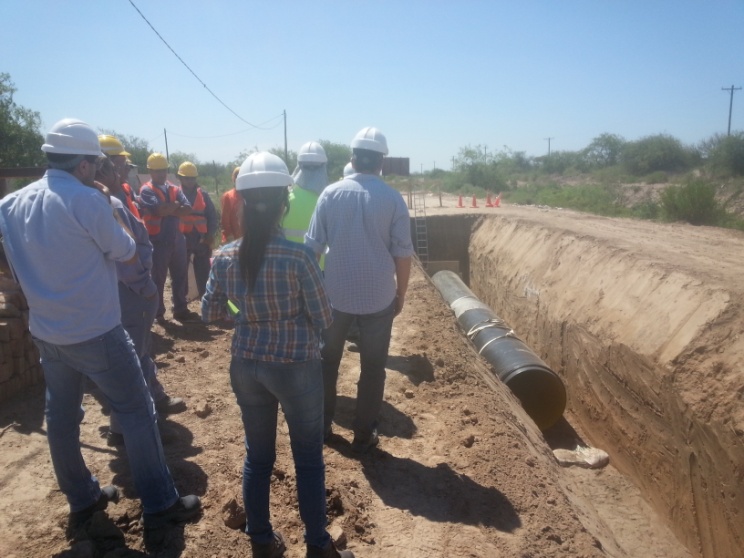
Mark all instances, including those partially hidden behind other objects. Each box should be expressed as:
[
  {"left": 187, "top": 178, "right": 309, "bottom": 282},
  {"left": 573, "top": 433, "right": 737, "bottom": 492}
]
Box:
[{"left": 202, "top": 233, "right": 332, "bottom": 362}]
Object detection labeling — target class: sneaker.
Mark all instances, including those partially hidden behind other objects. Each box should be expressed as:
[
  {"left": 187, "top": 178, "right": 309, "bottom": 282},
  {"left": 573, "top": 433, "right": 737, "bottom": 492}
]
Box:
[
  {"left": 155, "top": 396, "right": 187, "bottom": 415},
  {"left": 68, "top": 485, "right": 120, "bottom": 532},
  {"left": 142, "top": 495, "right": 201, "bottom": 530},
  {"left": 351, "top": 429, "right": 379, "bottom": 453},
  {"left": 251, "top": 531, "right": 286, "bottom": 558},
  {"left": 306, "top": 540, "right": 354, "bottom": 558},
  {"left": 106, "top": 430, "right": 125, "bottom": 447}
]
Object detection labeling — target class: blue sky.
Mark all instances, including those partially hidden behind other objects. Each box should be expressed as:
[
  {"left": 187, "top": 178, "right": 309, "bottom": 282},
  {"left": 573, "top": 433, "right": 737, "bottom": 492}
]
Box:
[{"left": 2, "top": 1, "right": 743, "bottom": 172}]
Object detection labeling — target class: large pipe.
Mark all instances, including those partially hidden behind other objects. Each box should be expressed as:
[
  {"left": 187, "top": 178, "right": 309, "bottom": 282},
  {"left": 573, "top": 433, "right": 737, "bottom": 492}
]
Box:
[{"left": 432, "top": 270, "right": 566, "bottom": 430}]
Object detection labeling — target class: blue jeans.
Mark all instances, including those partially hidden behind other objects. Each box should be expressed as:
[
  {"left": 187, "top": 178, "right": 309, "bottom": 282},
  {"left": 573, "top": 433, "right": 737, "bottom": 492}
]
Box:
[
  {"left": 110, "top": 285, "right": 166, "bottom": 435},
  {"left": 34, "top": 325, "right": 179, "bottom": 514},
  {"left": 230, "top": 357, "right": 330, "bottom": 549},
  {"left": 321, "top": 299, "right": 396, "bottom": 439}
]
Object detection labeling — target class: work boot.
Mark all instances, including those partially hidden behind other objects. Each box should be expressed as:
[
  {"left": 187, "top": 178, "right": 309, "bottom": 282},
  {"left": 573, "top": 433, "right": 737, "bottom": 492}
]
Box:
[
  {"left": 251, "top": 531, "right": 286, "bottom": 558},
  {"left": 67, "top": 485, "right": 120, "bottom": 534},
  {"left": 155, "top": 396, "right": 186, "bottom": 415},
  {"left": 351, "top": 429, "right": 379, "bottom": 454},
  {"left": 142, "top": 495, "right": 201, "bottom": 530},
  {"left": 306, "top": 540, "right": 354, "bottom": 558}
]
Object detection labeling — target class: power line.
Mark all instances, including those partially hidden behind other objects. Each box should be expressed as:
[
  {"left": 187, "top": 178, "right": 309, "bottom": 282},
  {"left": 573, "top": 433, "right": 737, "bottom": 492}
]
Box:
[
  {"left": 168, "top": 116, "right": 285, "bottom": 140},
  {"left": 127, "top": 0, "right": 275, "bottom": 130}
]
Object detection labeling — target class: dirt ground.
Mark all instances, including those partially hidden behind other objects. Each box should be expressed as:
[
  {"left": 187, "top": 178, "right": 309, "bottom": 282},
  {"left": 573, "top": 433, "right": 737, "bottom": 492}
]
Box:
[{"left": 2, "top": 193, "right": 738, "bottom": 558}]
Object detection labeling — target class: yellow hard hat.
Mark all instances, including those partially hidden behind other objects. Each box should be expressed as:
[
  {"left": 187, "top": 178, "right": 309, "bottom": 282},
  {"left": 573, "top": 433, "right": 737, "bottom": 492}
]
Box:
[
  {"left": 177, "top": 161, "right": 199, "bottom": 177},
  {"left": 147, "top": 152, "right": 169, "bottom": 170},
  {"left": 98, "top": 134, "right": 131, "bottom": 157}
]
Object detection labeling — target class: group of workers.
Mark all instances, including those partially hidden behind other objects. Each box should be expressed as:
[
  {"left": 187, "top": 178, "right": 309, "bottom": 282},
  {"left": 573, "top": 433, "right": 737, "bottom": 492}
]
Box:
[{"left": 0, "top": 119, "right": 413, "bottom": 558}]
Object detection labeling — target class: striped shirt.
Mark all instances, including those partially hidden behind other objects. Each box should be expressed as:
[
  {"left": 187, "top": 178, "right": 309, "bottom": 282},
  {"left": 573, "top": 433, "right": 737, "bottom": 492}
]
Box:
[
  {"left": 201, "top": 233, "right": 332, "bottom": 362},
  {"left": 305, "top": 173, "right": 414, "bottom": 314}
]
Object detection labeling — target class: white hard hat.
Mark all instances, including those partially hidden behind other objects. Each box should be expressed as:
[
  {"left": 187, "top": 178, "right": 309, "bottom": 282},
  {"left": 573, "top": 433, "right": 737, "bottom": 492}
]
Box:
[
  {"left": 350, "top": 126, "right": 388, "bottom": 155},
  {"left": 41, "top": 118, "right": 103, "bottom": 156},
  {"left": 297, "top": 141, "right": 327, "bottom": 164},
  {"left": 236, "top": 152, "right": 292, "bottom": 191},
  {"left": 343, "top": 162, "right": 354, "bottom": 177}
]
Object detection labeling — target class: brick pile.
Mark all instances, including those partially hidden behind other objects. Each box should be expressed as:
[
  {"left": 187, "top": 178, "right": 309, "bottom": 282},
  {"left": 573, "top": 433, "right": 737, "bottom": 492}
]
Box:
[{"left": 0, "top": 275, "right": 43, "bottom": 401}]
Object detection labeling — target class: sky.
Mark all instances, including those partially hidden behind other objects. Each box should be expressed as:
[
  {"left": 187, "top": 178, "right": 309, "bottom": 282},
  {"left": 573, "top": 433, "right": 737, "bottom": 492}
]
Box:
[{"left": 2, "top": 0, "right": 744, "bottom": 173}]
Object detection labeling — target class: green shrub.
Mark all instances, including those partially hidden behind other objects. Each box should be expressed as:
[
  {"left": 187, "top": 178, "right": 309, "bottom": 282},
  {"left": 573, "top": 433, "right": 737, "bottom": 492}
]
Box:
[
  {"left": 622, "top": 134, "right": 698, "bottom": 176},
  {"left": 660, "top": 180, "right": 721, "bottom": 225}
]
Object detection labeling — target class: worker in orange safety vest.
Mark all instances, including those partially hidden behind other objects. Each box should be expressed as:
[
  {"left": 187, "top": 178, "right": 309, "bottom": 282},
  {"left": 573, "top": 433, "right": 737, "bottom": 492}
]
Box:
[
  {"left": 138, "top": 153, "right": 194, "bottom": 322},
  {"left": 177, "top": 162, "right": 218, "bottom": 299}
]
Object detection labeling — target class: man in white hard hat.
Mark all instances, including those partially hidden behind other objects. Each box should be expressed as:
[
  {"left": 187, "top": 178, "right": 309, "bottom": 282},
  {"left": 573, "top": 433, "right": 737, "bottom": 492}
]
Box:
[
  {"left": 282, "top": 141, "right": 329, "bottom": 266},
  {"left": 0, "top": 119, "right": 200, "bottom": 537},
  {"left": 306, "top": 127, "right": 414, "bottom": 453}
]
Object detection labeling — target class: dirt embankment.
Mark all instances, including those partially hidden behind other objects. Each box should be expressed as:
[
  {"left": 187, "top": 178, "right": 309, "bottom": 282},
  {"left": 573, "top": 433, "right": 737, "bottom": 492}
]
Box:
[{"left": 463, "top": 206, "right": 744, "bottom": 558}]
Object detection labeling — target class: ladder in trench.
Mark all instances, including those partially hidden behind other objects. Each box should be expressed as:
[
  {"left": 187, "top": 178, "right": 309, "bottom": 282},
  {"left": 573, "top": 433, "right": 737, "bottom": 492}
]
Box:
[{"left": 411, "top": 190, "right": 429, "bottom": 269}]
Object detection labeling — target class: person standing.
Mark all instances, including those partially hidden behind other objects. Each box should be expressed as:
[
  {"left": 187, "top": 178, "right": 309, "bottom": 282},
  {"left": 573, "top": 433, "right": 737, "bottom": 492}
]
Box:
[
  {"left": 220, "top": 165, "right": 243, "bottom": 244},
  {"left": 138, "top": 153, "right": 194, "bottom": 322},
  {"left": 282, "top": 142, "right": 329, "bottom": 263},
  {"left": 94, "top": 159, "right": 186, "bottom": 445},
  {"left": 305, "top": 127, "right": 414, "bottom": 452},
  {"left": 98, "top": 134, "right": 141, "bottom": 219},
  {"left": 0, "top": 119, "right": 200, "bottom": 536},
  {"left": 202, "top": 152, "right": 353, "bottom": 558},
  {"left": 177, "top": 162, "right": 218, "bottom": 299}
]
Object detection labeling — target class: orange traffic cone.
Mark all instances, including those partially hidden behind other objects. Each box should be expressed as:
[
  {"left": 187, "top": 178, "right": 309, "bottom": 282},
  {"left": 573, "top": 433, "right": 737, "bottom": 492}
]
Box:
[
  {"left": 457, "top": 195, "right": 464, "bottom": 208},
  {"left": 471, "top": 195, "right": 478, "bottom": 208},
  {"left": 486, "top": 193, "right": 493, "bottom": 207},
  {"left": 494, "top": 193, "right": 501, "bottom": 207}
]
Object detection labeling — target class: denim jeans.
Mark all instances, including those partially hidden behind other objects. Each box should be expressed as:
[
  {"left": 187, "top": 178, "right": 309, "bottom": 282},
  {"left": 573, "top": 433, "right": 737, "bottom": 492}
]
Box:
[
  {"left": 230, "top": 357, "right": 330, "bottom": 549},
  {"left": 34, "top": 325, "right": 179, "bottom": 514},
  {"left": 321, "top": 299, "right": 396, "bottom": 439},
  {"left": 110, "top": 285, "right": 166, "bottom": 435}
]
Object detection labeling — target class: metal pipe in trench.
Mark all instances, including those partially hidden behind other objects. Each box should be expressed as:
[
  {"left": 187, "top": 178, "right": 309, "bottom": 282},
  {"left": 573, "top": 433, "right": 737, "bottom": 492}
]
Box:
[{"left": 431, "top": 270, "right": 566, "bottom": 431}]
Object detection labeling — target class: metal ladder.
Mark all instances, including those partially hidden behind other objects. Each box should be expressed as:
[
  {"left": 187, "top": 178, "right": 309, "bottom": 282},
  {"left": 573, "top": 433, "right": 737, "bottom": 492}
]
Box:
[{"left": 411, "top": 190, "right": 429, "bottom": 269}]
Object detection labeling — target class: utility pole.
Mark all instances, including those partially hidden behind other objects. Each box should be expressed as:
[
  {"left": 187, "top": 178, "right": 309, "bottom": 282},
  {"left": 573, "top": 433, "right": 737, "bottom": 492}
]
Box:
[
  {"left": 452, "top": 156, "right": 455, "bottom": 170},
  {"left": 544, "top": 137, "right": 554, "bottom": 156},
  {"left": 420, "top": 163, "right": 423, "bottom": 174},
  {"left": 164, "top": 128, "right": 170, "bottom": 162},
  {"left": 722, "top": 85, "right": 741, "bottom": 136},
  {"left": 283, "top": 109, "right": 288, "bottom": 162}
]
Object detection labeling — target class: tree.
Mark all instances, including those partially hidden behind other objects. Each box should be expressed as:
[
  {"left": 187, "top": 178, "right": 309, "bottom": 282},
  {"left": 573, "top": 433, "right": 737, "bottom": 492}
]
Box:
[
  {"left": 319, "top": 140, "right": 352, "bottom": 181},
  {"left": 0, "top": 73, "right": 45, "bottom": 168},
  {"left": 621, "top": 134, "right": 697, "bottom": 176},
  {"left": 98, "top": 128, "right": 152, "bottom": 170},
  {"left": 581, "top": 133, "right": 626, "bottom": 169},
  {"left": 168, "top": 151, "right": 199, "bottom": 174}
]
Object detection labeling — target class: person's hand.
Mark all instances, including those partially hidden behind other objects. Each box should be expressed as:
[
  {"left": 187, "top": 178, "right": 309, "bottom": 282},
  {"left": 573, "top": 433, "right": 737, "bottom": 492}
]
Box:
[
  {"left": 394, "top": 293, "right": 406, "bottom": 316},
  {"left": 91, "top": 180, "right": 112, "bottom": 202}
]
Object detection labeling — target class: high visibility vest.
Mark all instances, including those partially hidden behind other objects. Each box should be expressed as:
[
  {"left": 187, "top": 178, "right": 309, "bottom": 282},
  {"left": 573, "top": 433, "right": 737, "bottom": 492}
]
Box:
[
  {"left": 282, "top": 186, "right": 324, "bottom": 269},
  {"left": 140, "top": 182, "right": 179, "bottom": 236},
  {"left": 179, "top": 188, "right": 208, "bottom": 234},
  {"left": 121, "top": 182, "right": 141, "bottom": 221}
]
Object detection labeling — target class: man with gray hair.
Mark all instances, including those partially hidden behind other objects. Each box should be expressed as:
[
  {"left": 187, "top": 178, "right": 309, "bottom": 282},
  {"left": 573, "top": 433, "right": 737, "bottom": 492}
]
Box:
[
  {"left": 0, "top": 118, "right": 200, "bottom": 538},
  {"left": 306, "top": 127, "right": 414, "bottom": 453}
]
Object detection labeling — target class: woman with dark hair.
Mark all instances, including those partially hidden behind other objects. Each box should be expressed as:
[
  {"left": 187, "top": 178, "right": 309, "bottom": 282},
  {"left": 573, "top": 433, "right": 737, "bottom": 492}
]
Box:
[{"left": 202, "top": 153, "right": 352, "bottom": 558}]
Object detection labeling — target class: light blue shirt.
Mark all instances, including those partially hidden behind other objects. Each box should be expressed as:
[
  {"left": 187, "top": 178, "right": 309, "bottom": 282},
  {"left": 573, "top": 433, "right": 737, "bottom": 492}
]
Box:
[
  {"left": 0, "top": 169, "right": 136, "bottom": 344},
  {"left": 305, "top": 173, "right": 414, "bottom": 314},
  {"left": 112, "top": 197, "right": 157, "bottom": 299}
]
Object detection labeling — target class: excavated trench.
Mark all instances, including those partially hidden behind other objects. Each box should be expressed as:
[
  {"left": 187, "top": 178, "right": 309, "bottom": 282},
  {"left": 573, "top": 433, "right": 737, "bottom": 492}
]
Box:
[{"left": 416, "top": 213, "right": 743, "bottom": 558}]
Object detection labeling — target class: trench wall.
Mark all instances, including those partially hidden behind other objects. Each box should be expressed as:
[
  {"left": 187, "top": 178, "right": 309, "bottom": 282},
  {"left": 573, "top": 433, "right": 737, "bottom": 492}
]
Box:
[
  {"left": 422, "top": 214, "right": 743, "bottom": 558},
  {"left": 469, "top": 216, "right": 744, "bottom": 558}
]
